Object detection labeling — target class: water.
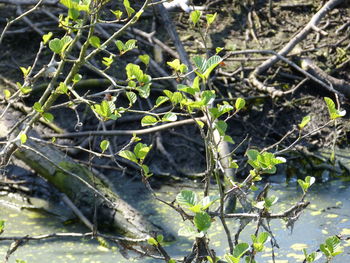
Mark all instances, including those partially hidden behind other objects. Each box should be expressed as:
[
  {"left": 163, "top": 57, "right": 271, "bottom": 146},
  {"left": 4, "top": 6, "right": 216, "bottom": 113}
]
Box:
[{"left": 1, "top": 179, "right": 350, "bottom": 263}]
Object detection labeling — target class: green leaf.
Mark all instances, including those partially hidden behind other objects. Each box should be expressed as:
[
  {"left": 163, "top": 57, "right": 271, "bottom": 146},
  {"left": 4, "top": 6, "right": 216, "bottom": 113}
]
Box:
[
  {"left": 118, "top": 150, "right": 138, "bottom": 163},
  {"left": 100, "top": 140, "right": 110, "bottom": 153},
  {"left": 137, "top": 83, "right": 151, "bottom": 98},
  {"left": 126, "top": 63, "right": 144, "bottom": 82},
  {"left": 176, "top": 190, "right": 197, "bottom": 207},
  {"left": 20, "top": 86, "right": 32, "bottom": 94},
  {"left": 33, "top": 102, "right": 43, "bottom": 113},
  {"left": 203, "top": 55, "right": 222, "bottom": 79},
  {"left": 68, "top": 8, "right": 80, "bottom": 20},
  {"left": 177, "top": 84, "right": 197, "bottom": 96},
  {"left": 20, "top": 66, "right": 31, "bottom": 78},
  {"left": 0, "top": 220, "right": 4, "bottom": 233},
  {"left": 224, "top": 243, "right": 249, "bottom": 263},
  {"left": 20, "top": 133, "right": 27, "bottom": 144},
  {"left": 126, "top": 91, "right": 137, "bottom": 106},
  {"left": 233, "top": 243, "right": 249, "bottom": 259},
  {"left": 139, "top": 54, "right": 150, "bottom": 65},
  {"left": 134, "top": 143, "right": 151, "bottom": 160},
  {"left": 115, "top": 40, "right": 124, "bottom": 52},
  {"left": 216, "top": 47, "right": 224, "bottom": 54},
  {"left": 56, "top": 82, "right": 68, "bottom": 94},
  {"left": 3, "top": 89, "right": 11, "bottom": 99},
  {"left": 264, "top": 195, "right": 278, "bottom": 208},
  {"left": 141, "top": 115, "right": 158, "bottom": 126},
  {"left": 49, "top": 38, "right": 62, "bottom": 54},
  {"left": 246, "top": 149, "right": 259, "bottom": 161},
  {"left": 155, "top": 96, "right": 169, "bottom": 107},
  {"left": 168, "top": 259, "right": 176, "bottom": 263},
  {"left": 110, "top": 9, "right": 123, "bottom": 20},
  {"left": 257, "top": 232, "right": 269, "bottom": 244},
  {"left": 147, "top": 237, "right": 158, "bottom": 246},
  {"left": 196, "top": 120, "right": 205, "bottom": 128},
  {"left": 167, "top": 59, "right": 181, "bottom": 71},
  {"left": 89, "top": 36, "right": 101, "bottom": 48},
  {"left": 200, "top": 90, "right": 216, "bottom": 105},
  {"left": 43, "top": 112, "right": 54, "bottom": 123},
  {"left": 162, "top": 112, "right": 177, "bottom": 122},
  {"left": 102, "top": 55, "right": 114, "bottom": 68},
  {"left": 324, "top": 97, "right": 346, "bottom": 120},
  {"left": 42, "top": 32, "right": 53, "bottom": 44},
  {"left": 124, "top": 39, "right": 137, "bottom": 52},
  {"left": 73, "top": 73, "right": 82, "bottom": 84},
  {"left": 193, "top": 55, "right": 206, "bottom": 73},
  {"left": 190, "top": 10, "right": 202, "bottom": 26},
  {"left": 123, "top": 0, "right": 135, "bottom": 17},
  {"left": 229, "top": 160, "right": 239, "bottom": 168},
  {"left": 215, "top": 120, "right": 227, "bottom": 136},
  {"left": 298, "top": 115, "right": 311, "bottom": 130},
  {"left": 224, "top": 135, "right": 235, "bottom": 144},
  {"left": 305, "top": 176, "right": 315, "bottom": 187},
  {"left": 206, "top": 13, "right": 217, "bottom": 26},
  {"left": 194, "top": 212, "right": 211, "bottom": 232},
  {"left": 235, "top": 98, "right": 246, "bottom": 111},
  {"left": 49, "top": 36, "right": 72, "bottom": 55},
  {"left": 156, "top": 234, "right": 164, "bottom": 243}
]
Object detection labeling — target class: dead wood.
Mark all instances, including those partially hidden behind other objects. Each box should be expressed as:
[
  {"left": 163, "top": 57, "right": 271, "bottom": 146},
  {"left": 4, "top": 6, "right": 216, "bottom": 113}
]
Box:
[
  {"left": 249, "top": 0, "right": 345, "bottom": 96},
  {"left": 0, "top": 105, "right": 161, "bottom": 240}
]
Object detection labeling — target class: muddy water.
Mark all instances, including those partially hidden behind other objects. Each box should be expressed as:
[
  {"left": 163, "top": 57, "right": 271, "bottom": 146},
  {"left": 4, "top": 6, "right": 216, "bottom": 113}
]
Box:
[{"left": 1, "top": 178, "right": 350, "bottom": 263}]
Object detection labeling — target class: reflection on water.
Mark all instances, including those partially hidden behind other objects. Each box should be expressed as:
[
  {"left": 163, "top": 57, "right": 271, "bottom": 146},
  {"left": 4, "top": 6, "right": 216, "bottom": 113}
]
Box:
[{"left": 1, "top": 179, "right": 350, "bottom": 262}]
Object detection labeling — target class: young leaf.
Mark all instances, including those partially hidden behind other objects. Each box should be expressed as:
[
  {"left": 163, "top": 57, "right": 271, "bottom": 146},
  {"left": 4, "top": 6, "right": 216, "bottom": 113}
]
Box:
[
  {"left": 141, "top": 115, "right": 158, "bottom": 126},
  {"left": 156, "top": 234, "right": 164, "bottom": 243},
  {"left": 110, "top": 9, "right": 123, "bottom": 20},
  {"left": 298, "top": 115, "right": 311, "bottom": 130},
  {"left": 102, "top": 55, "right": 114, "bottom": 68},
  {"left": 162, "top": 112, "right": 177, "bottom": 122},
  {"left": 194, "top": 212, "right": 211, "bottom": 232},
  {"left": 324, "top": 97, "right": 346, "bottom": 120},
  {"left": 43, "top": 112, "right": 54, "bottom": 123},
  {"left": 20, "top": 66, "right": 31, "bottom": 78},
  {"left": 123, "top": 0, "right": 135, "bottom": 17},
  {"left": 49, "top": 38, "right": 63, "bottom": 54},
  {"left": 118, "top": 150, "right": 138, "bottom": 163},
  {"left": 134, "top": 143, "right": 151, "bottom": 160},
  {"left": 89, "top": 36, "right": 101, "bottom": 48},
  {"left": 190, "top": 10, "right": 202, "bottom": 26},
  {"left": 56, "top": 82, "right": 68, "bottom": 94},
  {"left": 42, "top": 32, "right": 53, "bottom": 44},
  {"left": 206, "top": 13, "right": 217, "bottom": 26},
  {"left": 126, "top": 91, "right": 137, "bottom": 106},
  {"left": 33, "top": 102, "right": 43, "bottom": 113},
  {"left": 235, "top": 98, "right": 246, "bottom": 111},
  {"left": 203, "top": 55, "right": 222, "bottom": 79},
  {"left": 176, "top": 190, "right": 197, "bottom": 207},
  {"left": 139, "top": 54, "right": 150, "bottom": 65},
  {"left": 20, "top": 133, "right": 27, "bottom": 144},
  {"left": 73, "top": 73, "right": 82, "bottom": 84},
  {"left": 155, "top": 96, "right": 169, "bottom": 107},
  {"left": 3, "top": 89, "right": 11, "bottom": 99},
  {"left": 100, "top": 140, "right": 110, "bottom": 153},
  {"left": 215, "top": 120, "right": 227, "bottom": 136},
  {"left": 147, "top": 237, "right": 158, "bottom": 246}
]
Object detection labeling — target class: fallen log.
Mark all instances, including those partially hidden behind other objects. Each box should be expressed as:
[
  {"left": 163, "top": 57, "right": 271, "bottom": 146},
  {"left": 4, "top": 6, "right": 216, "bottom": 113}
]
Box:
[{"left": 0, "top": 106, "right": 161, "bottom": 240}]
